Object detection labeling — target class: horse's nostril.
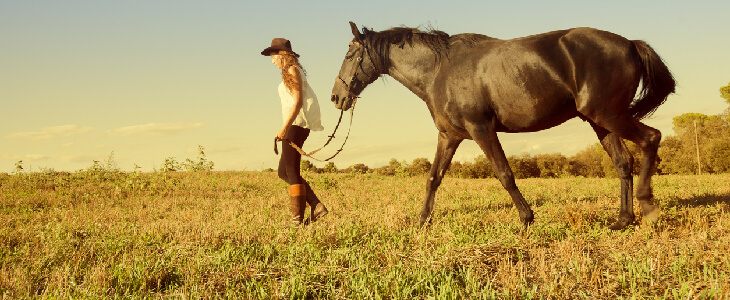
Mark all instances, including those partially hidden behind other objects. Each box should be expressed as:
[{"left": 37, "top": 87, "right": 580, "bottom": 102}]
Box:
[{"left": 332, "top": 95, "right": 342, "bottom": 109}]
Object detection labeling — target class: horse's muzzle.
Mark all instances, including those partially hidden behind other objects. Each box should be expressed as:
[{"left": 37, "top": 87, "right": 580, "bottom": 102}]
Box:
[
  {"left": 331, "top": 94, "right": 352, "bottom": 111},
  {"left": 331, "top": 94, "right": 341, "bottom": 110}
]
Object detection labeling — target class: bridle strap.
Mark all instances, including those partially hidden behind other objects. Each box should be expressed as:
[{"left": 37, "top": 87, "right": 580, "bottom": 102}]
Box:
[{"left": 336, "top": 76, "right": 359, "bottom": 100}]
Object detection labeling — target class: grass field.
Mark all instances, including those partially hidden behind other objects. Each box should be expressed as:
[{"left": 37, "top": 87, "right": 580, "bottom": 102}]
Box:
[{"left": 1, "top": 170, "right": 729, "bottom": 299}]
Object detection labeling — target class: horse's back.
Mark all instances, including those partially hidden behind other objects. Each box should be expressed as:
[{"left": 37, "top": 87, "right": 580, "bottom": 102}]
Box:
[{"left": 442, "top": 27, "right": 641, "bottom": 133}]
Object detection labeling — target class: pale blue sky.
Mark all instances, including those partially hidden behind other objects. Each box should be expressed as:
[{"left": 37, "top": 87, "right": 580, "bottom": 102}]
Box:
[{"left": 1, "top": 0, "right": 728, "bottom": 172}]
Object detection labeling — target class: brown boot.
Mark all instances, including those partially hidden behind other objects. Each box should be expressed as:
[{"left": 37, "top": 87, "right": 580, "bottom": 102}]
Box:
[
  {"left": 289, "top": 184, "right": 307, "bottom": 226},
  {"left": 304, "top": 182, "right": 328, "bottom": 223}
]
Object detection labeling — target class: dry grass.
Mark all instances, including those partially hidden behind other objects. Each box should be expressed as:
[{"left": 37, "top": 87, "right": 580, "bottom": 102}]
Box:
[{"left": 1, "top": 170, "right": 729, "bottom": 299}]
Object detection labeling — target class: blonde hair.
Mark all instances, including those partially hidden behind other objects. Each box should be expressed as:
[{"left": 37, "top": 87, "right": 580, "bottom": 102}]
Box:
[{"left": 278, "top": 51, "right": 306, "bottom": 93}]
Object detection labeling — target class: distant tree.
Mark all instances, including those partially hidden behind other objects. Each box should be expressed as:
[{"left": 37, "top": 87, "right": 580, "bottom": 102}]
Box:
[
  {"left": 406, "top": 157, "right": 432, "bottom": 176},
  {"left": 346, "top": 163, "right": 369, "bottom": 174},
  {"left": 374, "top": 158, "right": 413, "bottom": 176},
  {"left": 322, "top": 162, "right": 338, "bottom": 173},
  {"left": 658, "top": 112, "right": 730, "bottom": 174},
  {"left": 446, "top": 161, "right": 463, "bottom": 177},
  {"left": 373, "top": 166, "right": 393, "bottom": 176},
  {"left": 507, "top": 153, "right": 540, "bottom": 179},
  {"left": 599, "top": 146, "right": 618, "bottom": 179},
  {"left": 533, "top": 153, "right": 568, "bottom": 178},
  {"left": 563, "top": 159, "right": 585, "bottom": 177},
  {"left": 374, "top": 158, "right": 398, "bottom": 176},
  {"left": 720, "top": 81, "right": 730, "bottom": 105},
  {"left": 455, "top": 155, "right": 494, "bottom": 179},
  {"left": 570, "top": 144, "right": 605, "bottom": 177},
  {"left": 672, "top": 113, "right": 713, "bottom": 134},
  {"left": 658, "top": 136, "right": 694, "bottom": 174},
  {"left": 706, "top": 139, "right": 730, "bottom": 173},
  {"left": 301, "top": 160, "right": 318, "bottom": 173}
]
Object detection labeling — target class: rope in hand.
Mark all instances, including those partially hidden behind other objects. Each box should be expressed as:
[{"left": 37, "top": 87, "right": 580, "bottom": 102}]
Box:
[{"left": 273, "top": 101, "right": 356, "bottom": 162}]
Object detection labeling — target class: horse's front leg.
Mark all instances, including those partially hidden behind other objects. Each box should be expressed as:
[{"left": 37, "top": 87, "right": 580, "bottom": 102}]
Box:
[
  {"left": 419, "top": 132, "right": 462, "bottom": 227},
  {"left": 467, "top": 121, "right": 534, "bottom": 228}
]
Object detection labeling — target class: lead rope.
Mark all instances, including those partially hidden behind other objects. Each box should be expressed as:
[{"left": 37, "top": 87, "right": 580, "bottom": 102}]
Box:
[{"left": 273, "top": 101, "right": 356, "bottom": 162}]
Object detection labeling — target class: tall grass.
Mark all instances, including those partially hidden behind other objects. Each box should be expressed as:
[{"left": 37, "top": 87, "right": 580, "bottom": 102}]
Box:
[{"left": 1, "top": 170, "right": 729, "bottom": 298}]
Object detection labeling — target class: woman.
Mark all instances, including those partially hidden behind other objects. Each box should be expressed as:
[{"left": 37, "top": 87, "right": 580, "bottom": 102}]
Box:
[{"left": 261, "top": 38, "right": 328, "bottom": 226}]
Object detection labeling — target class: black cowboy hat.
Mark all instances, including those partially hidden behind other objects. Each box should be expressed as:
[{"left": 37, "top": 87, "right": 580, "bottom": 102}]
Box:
[{"left": 261, "top": 38, "right": 300, "bottom": 57}]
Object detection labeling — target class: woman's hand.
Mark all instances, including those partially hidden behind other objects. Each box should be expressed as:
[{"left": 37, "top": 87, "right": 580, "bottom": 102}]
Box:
[{"left": 276, "top": 126, "right": 288, "bottom": 141}]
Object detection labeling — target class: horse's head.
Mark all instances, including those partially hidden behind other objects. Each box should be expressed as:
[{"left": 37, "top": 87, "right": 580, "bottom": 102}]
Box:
[{"left": 331, "top": 22, "right": 381, "bottom": 111}]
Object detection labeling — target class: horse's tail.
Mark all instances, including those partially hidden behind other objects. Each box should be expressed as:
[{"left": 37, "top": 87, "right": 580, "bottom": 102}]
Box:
[{"left": 629, "top": 40, "right": 676, "bottom": 120}]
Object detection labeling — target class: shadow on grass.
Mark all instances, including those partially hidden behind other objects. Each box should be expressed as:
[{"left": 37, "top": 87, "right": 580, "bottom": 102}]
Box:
[{"left": 669, "top": 192, "right": 730, "bottom": 208}]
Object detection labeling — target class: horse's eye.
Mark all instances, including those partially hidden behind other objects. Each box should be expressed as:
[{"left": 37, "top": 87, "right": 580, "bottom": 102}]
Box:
[{"left": 356, "top": 57, "right": 362, "bottom": 62}]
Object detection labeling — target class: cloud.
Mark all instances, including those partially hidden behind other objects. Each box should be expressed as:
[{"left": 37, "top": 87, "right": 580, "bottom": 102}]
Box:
[
  {"left": 4, "top": 125, "right": 93, "bottom": 141},
  {"left": 0, "top": 154, "right": 50, "bottom": 161},
  {"left": 110, "top": 122, "right": 204, "bottom": 137},
  {"left": 59, "top": 154, "right": 98, "bottom": 164}
]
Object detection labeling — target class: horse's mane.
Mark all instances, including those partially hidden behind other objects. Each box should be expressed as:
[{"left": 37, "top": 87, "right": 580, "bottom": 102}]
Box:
[{"left": 362, "top": 26, "right": 491, "bottom": 69}]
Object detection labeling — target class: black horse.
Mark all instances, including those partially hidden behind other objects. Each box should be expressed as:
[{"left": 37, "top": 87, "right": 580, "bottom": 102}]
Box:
[{"left": 331, "top": 22, "right": 675, "bottom": 230}]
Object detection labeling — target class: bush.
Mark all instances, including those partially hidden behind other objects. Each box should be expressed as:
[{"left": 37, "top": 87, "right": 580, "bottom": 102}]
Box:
[
  {"left": 322, "top": 162, "right": 338, "bottom": 173},
  {"left": 301, "top": 160, "right": 318, "bottom": 173},
  {"left": 406, "top": 158, "right": 432, "bottom": 176},
  {"left": 346, "top": 163, "right": 369, "bottom": 174}
]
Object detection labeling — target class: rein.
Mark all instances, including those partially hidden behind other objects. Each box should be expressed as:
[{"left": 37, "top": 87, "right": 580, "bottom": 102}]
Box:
[{"left": 273, "top": 101, "right": 356, "bottom": 162}]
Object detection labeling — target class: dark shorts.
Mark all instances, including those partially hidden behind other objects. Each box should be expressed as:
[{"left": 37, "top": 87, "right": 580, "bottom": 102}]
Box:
[{"left": 277, "top": 125, "right": 310, "bottom": 185}]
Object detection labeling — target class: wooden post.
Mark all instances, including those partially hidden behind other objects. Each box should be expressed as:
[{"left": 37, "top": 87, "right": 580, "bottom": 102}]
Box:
[{"left": 694, "top": 120, "right": 702, "bottom": 175}]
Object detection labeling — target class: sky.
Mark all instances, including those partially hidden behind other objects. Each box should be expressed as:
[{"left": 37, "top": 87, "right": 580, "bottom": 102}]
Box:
[{"left": 1, "top": 0, "right": 729, "bottom": 173}]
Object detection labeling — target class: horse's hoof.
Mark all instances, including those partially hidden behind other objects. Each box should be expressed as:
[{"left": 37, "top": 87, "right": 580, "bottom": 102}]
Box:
[
  {"left": 642, "top": 206, "right": 661, "bottom": 225},
  {"left": 609, "top": 216, "right": 634, "bottom": 230},
  {"left": 419, "top": 215, "right": 432, "bottom": 228},
  {"left": 609, "top": 222, "right": 626, "bottom": 230},
  {"left": 520, "top": 211, "right": 534, "bottom": 227}
]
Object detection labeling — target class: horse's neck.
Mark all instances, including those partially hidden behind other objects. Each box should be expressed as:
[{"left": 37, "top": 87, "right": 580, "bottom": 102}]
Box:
[{"left": 386, "top": 45, "right": 439, "bottom": 100}]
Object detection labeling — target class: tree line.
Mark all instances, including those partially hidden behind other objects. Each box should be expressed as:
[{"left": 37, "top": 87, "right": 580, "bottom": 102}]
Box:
[{"left": 299, "top": 82, "right": 730, "bottom": 179}]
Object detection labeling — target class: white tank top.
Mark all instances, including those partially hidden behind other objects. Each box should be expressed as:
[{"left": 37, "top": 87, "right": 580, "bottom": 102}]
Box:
[{"left": 278, "top": 67, "right": 324, "bottom": 131}]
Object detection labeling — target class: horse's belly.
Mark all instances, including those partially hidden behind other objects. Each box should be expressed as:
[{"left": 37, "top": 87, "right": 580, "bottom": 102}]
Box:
[{"left": 493, "top": 97, "right": 577, "bottom": 132}]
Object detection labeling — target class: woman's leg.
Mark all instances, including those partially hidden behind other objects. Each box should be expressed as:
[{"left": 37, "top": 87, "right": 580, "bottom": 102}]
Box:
[
  {"left": 279, "top": 126, "right": 309, "bottom": 225},
  {"left": 280, "top": 126, "right": 309, "bottom": 184},
  {"left": 280, "top": 126, "right": 327, "bottom": 223},
  {"left": 289, "top": 126, "right": 328, "bottom": 222}
]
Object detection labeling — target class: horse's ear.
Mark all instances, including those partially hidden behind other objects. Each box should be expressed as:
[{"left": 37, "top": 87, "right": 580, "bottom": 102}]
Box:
[{"left": 349, "top": 21, "right": 363, "bottom": 43}]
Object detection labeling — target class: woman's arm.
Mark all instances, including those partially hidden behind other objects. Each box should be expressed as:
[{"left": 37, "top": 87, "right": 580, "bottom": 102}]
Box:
[{"left": 276, "top": 65, "right": 304, "bottom": 141}]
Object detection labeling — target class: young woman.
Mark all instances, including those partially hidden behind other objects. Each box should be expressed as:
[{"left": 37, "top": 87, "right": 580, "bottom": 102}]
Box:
[{"left": 261, "top": 38, "right": 328, "bottom": 226}]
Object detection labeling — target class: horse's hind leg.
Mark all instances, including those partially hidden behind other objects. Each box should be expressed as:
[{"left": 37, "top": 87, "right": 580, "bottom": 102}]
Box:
[
  {"left": 419, "top": 132, "right": 463, "bottom": 227},
  {"left": 467, "top": 121, "right": 534, "bottom": 228},
  {"left": 627, "top": 121, "right": 662, "bottom": 225},
  {"left": 590, "top": 123, "right": 636, "bottom": 229},
  {"left": 587, "top": 115, "right": 662, "bottom": 227}
]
